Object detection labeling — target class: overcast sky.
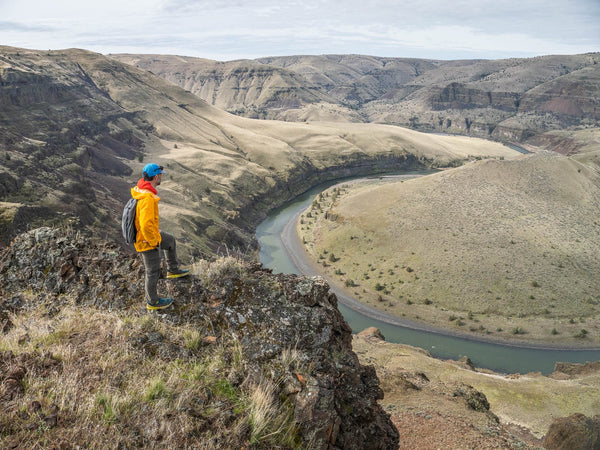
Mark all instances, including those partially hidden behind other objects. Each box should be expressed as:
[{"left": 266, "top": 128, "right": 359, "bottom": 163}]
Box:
[{"left": 1, "top": 0, "right": 599, "bottom": 61}]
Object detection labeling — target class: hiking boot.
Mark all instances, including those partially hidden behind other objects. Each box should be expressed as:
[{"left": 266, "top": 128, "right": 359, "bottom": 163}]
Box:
[
  {"left": 167, "top": 268, "right": 190, "bottom": 279},
  {"left": 146, "top": 297, "right": 174, "bottom": 310}
]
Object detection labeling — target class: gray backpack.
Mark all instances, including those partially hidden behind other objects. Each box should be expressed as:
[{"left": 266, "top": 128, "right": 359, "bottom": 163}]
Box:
[{"left": 121, "top": 198, "right": 138, "bottom": 244}]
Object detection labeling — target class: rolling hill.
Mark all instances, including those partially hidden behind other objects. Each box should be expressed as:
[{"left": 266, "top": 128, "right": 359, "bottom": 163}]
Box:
[
  {"left": 0, "top": 46, "right": 519, "bottom": 257},
  {"left": 299, "top": 151, "right": 600, "bottom": 345}
]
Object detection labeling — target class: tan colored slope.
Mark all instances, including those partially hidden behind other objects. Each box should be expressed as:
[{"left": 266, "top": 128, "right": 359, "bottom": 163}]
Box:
[
  {"left": 0, "top": 46, "right": 520, "bottom": 257},
  {"left": 73, "top": 48, "right": 521, "bottom": 232},
  {"left": 301, "top": 151, "right": 600, "bottom": 345},
  {"left": 112, "top": 52, "right": 600, "bottom": 151},
  {"left": 110, "top": 53, "right": 335, "bottom": 114},
  {"left": 76, "top": 48, "right": 519, "bottom": 172},
  {"left": 353, "top": 332, "right": 600, "bottom": 441}
]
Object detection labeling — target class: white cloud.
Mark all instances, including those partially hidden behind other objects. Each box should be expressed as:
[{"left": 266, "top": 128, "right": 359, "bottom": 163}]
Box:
[{"left": 0, "top": 0, "right": 598, "bottom": 60}]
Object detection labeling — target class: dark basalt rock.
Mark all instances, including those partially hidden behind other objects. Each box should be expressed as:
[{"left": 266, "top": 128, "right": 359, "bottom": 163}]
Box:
[
  {"left": 543, "top": 413, "right": 600, "bottom": 450},
  {"left": 0, "top": 227, "right": 399, "bottom": 449}
]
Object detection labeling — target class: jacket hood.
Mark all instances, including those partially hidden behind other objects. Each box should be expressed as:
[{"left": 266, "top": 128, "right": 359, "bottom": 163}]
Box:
[{"left": 137, "top": 179, "right": 157, "bottom": 194}]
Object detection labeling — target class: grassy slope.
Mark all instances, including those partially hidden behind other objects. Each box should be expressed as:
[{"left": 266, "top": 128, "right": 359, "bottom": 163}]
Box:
[
  {"left": 0, "top": 257, "right": 300, "bottom": 449},
  {"left": 0, "top": 46, "right": 519, "bottom": 258},
  {"left": 300, "top": 151, "right": 600, "bottom": 345},
  {"left": 353, "top": 333, "right": 600, "bottom": 440}
]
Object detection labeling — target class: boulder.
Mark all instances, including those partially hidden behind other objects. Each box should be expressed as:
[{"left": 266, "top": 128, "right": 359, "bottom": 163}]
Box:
[
  {"left": 357, "top": 327, "right": 386, "bottom": 341},
  {"left": 543, "top": 413, "right": 600, "bottom": 450}
]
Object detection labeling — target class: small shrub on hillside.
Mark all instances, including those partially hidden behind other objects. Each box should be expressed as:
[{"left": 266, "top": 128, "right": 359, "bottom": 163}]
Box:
[{"left": 574, "top": 329, "right": 588, "bottom": 339}]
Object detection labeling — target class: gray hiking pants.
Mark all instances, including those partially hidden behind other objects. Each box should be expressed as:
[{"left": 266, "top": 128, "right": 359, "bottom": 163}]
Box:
[{"left": 139, "top": 231, "right": 179, "bottom": 303}]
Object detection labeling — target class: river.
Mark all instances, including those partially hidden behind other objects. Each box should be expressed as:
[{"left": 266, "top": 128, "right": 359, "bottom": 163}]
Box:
[{"left": 256, "top": 173, "right": 600, "bottom": 375}]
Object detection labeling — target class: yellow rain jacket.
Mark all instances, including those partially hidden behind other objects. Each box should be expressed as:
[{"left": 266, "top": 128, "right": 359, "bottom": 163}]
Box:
[{"left": 131, "top": 179, "right": 161, "bottom": 252}]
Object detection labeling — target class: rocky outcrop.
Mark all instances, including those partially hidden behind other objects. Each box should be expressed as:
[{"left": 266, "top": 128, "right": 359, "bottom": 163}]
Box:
[
  {"left": 0, "top": 227, "right": 398, "bottom": 449},
  {"left": 357, "top": 327, "right": 386, "bottom": 341},
  {"left": 429, "top": 83, "right": 520, "bottom": 112},
  {"left": 551, "top": 361, "right": 600, "bottom": 379},
  {"left": 543, "top": 413, "right": 600, "bottom": 450}
]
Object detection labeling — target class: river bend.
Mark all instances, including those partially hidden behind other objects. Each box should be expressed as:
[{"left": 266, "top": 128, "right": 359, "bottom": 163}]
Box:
[{"left": 256, "top": 174, "right": 600, "bottom": 374}]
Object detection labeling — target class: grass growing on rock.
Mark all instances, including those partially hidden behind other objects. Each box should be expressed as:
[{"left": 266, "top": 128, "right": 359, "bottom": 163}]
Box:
[
  {"left": 0, "top": 257, "right": 301, "bottom": 449},
  {"left": 1, "top": 227, "right": 398, "bottom": 448}
]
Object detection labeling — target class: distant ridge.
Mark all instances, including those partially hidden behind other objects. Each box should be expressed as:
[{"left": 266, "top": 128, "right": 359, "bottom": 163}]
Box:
[{"left": 112, "top": 53, "right": 600, "bottom": 152}]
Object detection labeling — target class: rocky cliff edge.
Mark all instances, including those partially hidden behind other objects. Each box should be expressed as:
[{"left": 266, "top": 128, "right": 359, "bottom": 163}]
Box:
[{"left": 0, "top": 227, "right": 398, "bottom": 449}]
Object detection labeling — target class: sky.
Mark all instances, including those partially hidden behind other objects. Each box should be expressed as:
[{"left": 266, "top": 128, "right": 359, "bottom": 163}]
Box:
[{"left": 0, "top": 0, "right": 599, "bottom": 61}]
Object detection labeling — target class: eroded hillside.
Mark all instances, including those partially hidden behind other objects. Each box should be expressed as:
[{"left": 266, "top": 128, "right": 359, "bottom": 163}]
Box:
[
  {"left": 112, "top": 53, "right": 600, "bottom": 152},
  {"left": 0, "top": 46, "right": 519, "bottom": 258}
]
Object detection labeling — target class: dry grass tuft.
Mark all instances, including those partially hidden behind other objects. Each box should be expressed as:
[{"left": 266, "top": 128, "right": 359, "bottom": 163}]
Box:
[
  {"left": 0, "top": 302, "right": 301, "bottom": 448},
  {"left": 247, "top": 380, "right": 298, "bottom": 447},
  {"left": 193, "top": 255, "right": 246, "bottom": 288}
]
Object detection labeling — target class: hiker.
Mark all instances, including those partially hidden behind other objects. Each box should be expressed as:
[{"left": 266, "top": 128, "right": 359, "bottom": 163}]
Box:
[{"left": 131, "top": 163, "right": 189, "bottom": 310}]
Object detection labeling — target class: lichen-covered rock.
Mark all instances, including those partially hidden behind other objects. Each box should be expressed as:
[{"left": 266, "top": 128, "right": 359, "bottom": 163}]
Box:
[
  {"left": 0, "top": 227, "right": 145, "bottom": 311},
  {"left": 0, "top": 228, "right": 399, "bottom": 449},
  {"left": 543, "top": 413, "right": 600, "bottom": 450},
  {"left": 171, "top": 267, "right": 399, "bottom": 448},
  {"left": 453, "top": 384, "right": 491, "bottom": 414}
]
